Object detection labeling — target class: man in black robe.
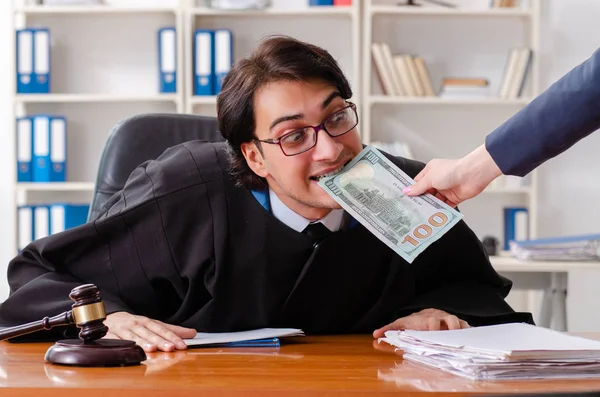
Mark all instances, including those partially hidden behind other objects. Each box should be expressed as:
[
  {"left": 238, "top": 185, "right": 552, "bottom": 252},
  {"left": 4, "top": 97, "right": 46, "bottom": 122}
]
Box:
[{"left": 0, "top": 36, "right": 532, "bottom": 352}]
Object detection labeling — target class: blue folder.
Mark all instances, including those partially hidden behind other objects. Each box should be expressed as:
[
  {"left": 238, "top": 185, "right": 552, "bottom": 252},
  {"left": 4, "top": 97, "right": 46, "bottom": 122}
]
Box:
[
  {"left": 16, "top": 116, "right": 33, "bottom": 182},
  {"left": 213, "top": 29, "right": 232, "bottom": 95},
  {"left": 224, "top": 337, "right": 280, "bottom": 348},
  {"left": 193, "top": 30, "right": 215, "bottom": 96},
  {"left": 33, "top": 28, "right": 51, "bottom": 93},
  {"left": 158, "top": 27, "right": 177, "bottom": 93},
  {"left": 16, "top": 29, "right": 34, "bottom": 93}
]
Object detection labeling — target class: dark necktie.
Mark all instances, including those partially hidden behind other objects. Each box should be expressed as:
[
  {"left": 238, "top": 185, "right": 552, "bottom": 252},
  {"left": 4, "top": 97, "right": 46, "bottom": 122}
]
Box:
[{"left": 302, "top": 222, "right": 332, "bottom": 243}]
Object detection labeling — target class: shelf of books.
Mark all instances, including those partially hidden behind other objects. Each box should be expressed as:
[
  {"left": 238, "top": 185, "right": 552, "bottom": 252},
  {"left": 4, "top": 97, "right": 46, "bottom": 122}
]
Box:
[
  {"left": 11, "top": 0, "right": 185, "bottom": 254},
  {"left": 362, "top": 0, "right": 542, "bottom": 258},
  {"left": 185, "top": 0, "right": 359, "bottom": 115},
  {"left": 10, "top": 0, "right": 359, "bottom": 254}
]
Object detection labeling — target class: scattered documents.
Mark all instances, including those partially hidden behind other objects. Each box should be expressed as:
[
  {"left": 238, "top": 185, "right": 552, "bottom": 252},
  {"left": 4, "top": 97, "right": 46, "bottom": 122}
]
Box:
[
  {"left": 183, "top": 328, "right": 304, "bottom": 347},
  {"left": 509, "top": 234, "right": 600, "bottom": 261},
  {"left": 380, "top": 323, "right": 600, "bottom": 380}
]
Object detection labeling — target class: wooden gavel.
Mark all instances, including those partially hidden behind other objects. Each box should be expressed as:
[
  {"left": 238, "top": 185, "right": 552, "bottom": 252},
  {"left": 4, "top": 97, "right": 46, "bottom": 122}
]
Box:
[
  {"left": 0, "top": 284, "right": 108, "bottom": 342},
  {"left": 0, "top": 284, "right": 146, "bottom": 367}
]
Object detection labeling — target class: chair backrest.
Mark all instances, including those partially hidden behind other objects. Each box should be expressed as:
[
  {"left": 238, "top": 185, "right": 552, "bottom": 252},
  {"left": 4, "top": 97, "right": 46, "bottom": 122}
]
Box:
[{"left": 88, "top": 113, "right": 223, "bottom": 221}]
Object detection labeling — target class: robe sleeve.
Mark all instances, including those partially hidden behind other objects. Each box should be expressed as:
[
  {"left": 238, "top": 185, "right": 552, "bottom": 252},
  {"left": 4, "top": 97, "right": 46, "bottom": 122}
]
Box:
[
  {"left": 397, "top": 220, "right": 534, "bottom": 326},
  {"left": 0, "top": 142, "right": 219, "bottom": 341},
  {"left": 393, "top": 157, "right": 534, "bottom": 326}
]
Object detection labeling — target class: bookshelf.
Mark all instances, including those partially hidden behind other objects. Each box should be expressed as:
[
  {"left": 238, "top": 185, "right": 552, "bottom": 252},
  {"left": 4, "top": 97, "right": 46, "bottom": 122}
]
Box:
[
  {"left": 361, "top": 0, "right": 542, "bottom": 254},
  {"left": 11, "top": 0, "right": 186, "bottom": 255},
  {"left": 8, "top": 0, "right": 361, "bottom": 254},
  {"left": 184, "top": 0, "right": 360, "bottom": 115},
  {"left": 8, "top": 0, "right": 573, "bottom": 326},
  {"left": 9, "top": 0, "right": 541, "bottom": 257}
]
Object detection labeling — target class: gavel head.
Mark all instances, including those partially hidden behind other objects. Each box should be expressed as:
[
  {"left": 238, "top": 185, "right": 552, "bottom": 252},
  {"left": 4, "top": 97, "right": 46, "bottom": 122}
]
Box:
[{"left": 69, "top": 284, "right": 109, "bottom": 342}]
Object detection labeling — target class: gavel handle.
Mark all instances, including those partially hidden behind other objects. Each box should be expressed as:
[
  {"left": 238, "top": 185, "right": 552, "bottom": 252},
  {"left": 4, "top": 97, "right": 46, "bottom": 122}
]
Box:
[{"left": 0, "top": 311, "right": 74, "bottom": 341}]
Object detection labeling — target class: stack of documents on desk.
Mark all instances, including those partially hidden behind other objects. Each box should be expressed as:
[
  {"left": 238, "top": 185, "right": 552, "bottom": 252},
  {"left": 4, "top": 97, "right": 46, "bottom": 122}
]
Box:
[
  {"left": 509, "top": 233, "right": 600, "bottom": 261},
  {"left": 381, "top": 323, "right": 600, "bottom": 380},
  {"left": 183, "top": 328, "right": 304, "bottom": 347}
]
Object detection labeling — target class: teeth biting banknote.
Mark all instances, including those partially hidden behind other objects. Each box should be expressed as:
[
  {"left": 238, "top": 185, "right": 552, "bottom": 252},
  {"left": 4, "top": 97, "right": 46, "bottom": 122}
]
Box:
[{"left": 317, "top": 146, "right": 463, "bottom": 263}]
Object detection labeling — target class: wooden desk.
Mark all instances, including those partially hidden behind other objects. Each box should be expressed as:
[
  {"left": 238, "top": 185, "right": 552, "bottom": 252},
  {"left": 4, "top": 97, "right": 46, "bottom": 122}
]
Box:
[{"left": 2, "top": 335, "right": 600, "bottom": 396}]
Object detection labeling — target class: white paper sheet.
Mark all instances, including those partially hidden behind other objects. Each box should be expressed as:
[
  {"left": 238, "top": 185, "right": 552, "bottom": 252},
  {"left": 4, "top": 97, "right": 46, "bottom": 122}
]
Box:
[
  {"left": 381, "top": 323, "right": 600, "bottom": 380},
  {"left": 385, "top": 323, "right": 600, "bottom": 359},
  {"left": 184, "top": 328, "right": 304, "bottom": 346}
]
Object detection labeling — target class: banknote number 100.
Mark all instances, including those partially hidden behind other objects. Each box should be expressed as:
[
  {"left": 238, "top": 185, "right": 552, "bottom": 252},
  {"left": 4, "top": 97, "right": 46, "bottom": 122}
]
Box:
[{"left": 401, "top": 212, "right": 448, "bottom": 246}]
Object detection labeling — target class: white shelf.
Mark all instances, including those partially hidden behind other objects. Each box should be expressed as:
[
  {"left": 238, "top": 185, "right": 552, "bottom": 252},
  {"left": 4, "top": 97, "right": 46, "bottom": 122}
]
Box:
[
  {"left": 368, "top": 95, "right": 531, "bottom": 106},
  {"left": 14, "top": 5, "right": 178, "bottom": 14},
  {"left": 490, "top": 255, "right": 600, "bottom": 272},
  {"left": 188, "top": 96, "right": 218, "bottom": 105},
  {"left": 370, "top": 6, "right": 532, "bottom": 17},
  {"left": 15, "top": 182, "right": 95, "bottom": 192},
  {"left": 191, "top": 6, "right": 353, "bottom": 17},
  {"left": 362, "top": 0, "right": 543, "bottom": 247},
  {"left": 483, "top": 186, "right": 531, "bottom": 194},
  {"left": 15, "top": 94, "right": 179, "bottom": 104}
]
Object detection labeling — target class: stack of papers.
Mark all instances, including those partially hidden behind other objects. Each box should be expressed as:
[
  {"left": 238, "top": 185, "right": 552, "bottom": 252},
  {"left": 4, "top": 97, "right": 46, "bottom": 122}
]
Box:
[
  {"left": 381, "top": 323, "right": 600, "bottom": 380},
  {"left": 183, "top": 328, "right": 304, "bottom": 347},
  {"left": 509, "top": 234, "right": 600, "bottom": 261}
]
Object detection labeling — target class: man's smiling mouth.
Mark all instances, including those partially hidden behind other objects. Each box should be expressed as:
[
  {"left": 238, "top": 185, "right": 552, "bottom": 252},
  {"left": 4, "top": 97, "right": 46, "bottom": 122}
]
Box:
[{"left": 309, "top": 161, "right": 351, "bottom": 182}]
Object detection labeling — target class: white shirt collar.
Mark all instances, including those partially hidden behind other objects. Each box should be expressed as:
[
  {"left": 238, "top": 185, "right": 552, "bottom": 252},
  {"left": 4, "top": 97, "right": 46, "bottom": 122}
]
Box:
[{"left": 269, "top": 189, "right": 345, "bottom": 233}]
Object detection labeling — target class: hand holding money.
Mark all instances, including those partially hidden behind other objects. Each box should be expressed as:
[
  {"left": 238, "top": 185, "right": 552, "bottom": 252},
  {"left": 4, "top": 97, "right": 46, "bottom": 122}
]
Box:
[{"left": 318, "top": 146, "right": 463, "bottom": 263}]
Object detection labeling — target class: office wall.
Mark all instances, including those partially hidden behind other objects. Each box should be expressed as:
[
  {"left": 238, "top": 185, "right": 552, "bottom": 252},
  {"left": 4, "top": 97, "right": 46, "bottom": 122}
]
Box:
[{"left": 536, "top": 0, "right": 600, "bottom": 331}]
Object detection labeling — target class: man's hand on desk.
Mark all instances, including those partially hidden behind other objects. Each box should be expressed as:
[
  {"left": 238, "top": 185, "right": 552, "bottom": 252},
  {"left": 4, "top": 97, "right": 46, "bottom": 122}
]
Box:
[
  {"left": 103, "top": 312, "right": 197, "bottom": 352},
  {"left": 372, "top": 308, "right": 469, "bottom": 338}
]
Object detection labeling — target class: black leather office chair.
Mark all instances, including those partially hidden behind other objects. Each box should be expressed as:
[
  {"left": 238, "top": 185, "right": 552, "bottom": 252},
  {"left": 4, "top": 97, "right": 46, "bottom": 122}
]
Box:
[{"left": 88, "top": 113, "right": 224, "bottom": 221}]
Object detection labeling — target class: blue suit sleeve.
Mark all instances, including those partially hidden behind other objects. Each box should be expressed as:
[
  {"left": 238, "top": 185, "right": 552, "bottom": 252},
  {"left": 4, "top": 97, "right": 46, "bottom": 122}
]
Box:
[{"left": 485, "top": 47, "right": 600, "bottom": 176}]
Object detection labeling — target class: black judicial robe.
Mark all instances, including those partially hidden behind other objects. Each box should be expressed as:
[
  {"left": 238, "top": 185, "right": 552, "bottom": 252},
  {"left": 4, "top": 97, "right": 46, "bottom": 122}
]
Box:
[{"left": 0, "top": 141, "right": 533, "bottom": 340}]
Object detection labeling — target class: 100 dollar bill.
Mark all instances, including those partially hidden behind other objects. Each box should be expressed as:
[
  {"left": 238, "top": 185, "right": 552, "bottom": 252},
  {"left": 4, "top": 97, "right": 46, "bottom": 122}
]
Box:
[{"left": 318, "top": 146, "right": 463, "bottom": 263}]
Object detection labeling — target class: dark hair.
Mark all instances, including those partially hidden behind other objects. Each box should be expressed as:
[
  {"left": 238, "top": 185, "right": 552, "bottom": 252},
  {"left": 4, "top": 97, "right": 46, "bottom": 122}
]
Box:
[{"left": 217, "top": 35, "right": 353, "bottom": 190}]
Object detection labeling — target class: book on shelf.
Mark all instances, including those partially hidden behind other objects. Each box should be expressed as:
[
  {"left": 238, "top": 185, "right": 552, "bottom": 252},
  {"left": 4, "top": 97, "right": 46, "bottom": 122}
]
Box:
[
  {"left": 16, "top": 28, "right": 50, "bottom": 94},
  {"left": 489, "top": 0, "right": 531, "bottom": 9},
  {"left": 503, "top": 207, "right": 529, "bottom": 251},
  {"left": 498, "top": 47, "right": 533, "bottom": 99},
  {"left": 206, "top": 0, "right": 271, "bottom": 9},
  {"left": 193, "top": 29, "right": 233, "bottom": 96},
  {"left": 371, "top": 42, "right": 435, "bottom": 97},
  {"left": 371, "top": 43, "right": 533, "bottom": 100},
  {"left": 158, "top": 27, "right": 177, "bottom": 94},
  {"left": 309, "top": 0, "right": 355, "bottom": 6},
  {"left": 439, "top": 77, "right": 490, "bottom": 99},
  {"left": 17, "top": 115, "right": 67, "bottom": 183}
]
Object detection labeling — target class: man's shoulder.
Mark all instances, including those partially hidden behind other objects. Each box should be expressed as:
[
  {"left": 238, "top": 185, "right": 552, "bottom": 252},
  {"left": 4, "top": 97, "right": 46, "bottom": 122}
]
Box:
[
  {"left": 379, "top": 150, "right": 425, "bottom": 179},
  {"left": 144, "top": 140, "right": 231, "bottom": 194}
]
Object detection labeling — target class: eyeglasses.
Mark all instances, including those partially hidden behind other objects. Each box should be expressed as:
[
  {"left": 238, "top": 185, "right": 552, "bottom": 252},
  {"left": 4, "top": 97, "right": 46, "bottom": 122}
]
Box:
[{"left": 255, "top": 102, "right": 358, "bottom": 156}]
